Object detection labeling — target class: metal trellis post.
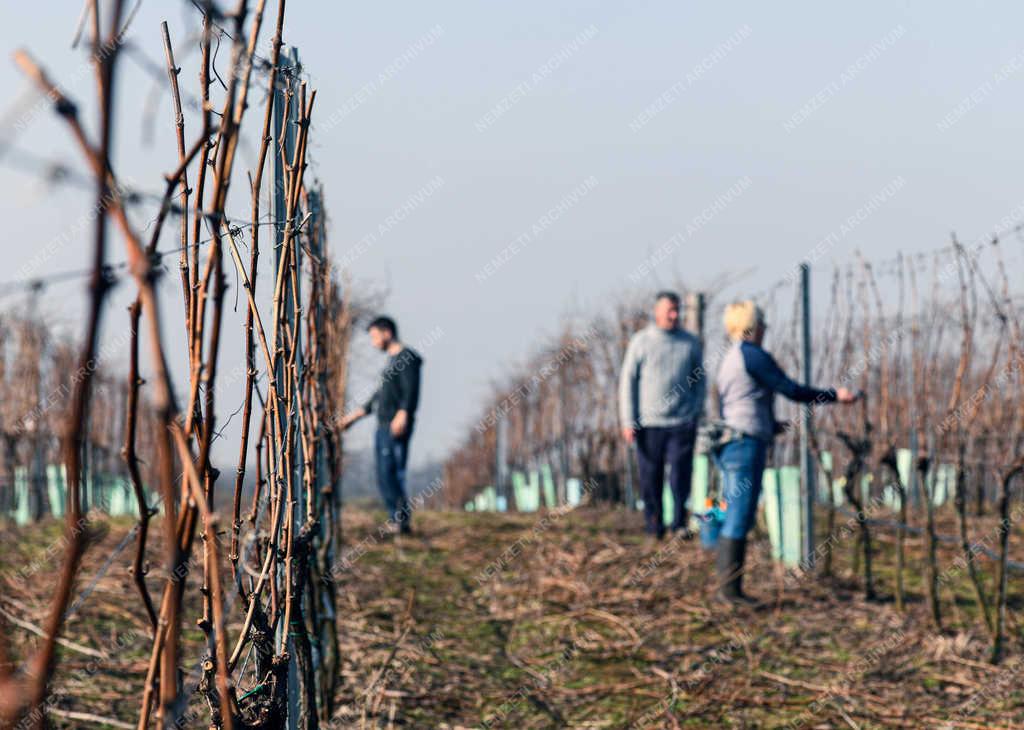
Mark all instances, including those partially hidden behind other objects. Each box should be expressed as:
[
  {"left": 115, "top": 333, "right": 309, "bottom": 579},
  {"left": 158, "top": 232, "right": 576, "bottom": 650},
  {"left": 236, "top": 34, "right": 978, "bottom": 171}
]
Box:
[{"left": 799, "top": 263, "right": 816, "bottom": 568}]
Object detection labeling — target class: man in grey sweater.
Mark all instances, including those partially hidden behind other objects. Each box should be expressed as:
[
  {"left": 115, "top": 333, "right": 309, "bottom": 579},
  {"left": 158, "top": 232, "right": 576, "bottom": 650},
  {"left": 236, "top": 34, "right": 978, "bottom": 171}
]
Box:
[{"left": 619, "top": 291, "right": 705, "bottom": 539}]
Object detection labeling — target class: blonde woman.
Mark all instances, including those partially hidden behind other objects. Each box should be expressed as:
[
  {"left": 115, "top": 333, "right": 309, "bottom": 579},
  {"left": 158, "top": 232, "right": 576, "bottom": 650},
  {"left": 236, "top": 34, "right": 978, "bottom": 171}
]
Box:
[{"left": 713, "top": 301, "right": 857, "bottom": 604}]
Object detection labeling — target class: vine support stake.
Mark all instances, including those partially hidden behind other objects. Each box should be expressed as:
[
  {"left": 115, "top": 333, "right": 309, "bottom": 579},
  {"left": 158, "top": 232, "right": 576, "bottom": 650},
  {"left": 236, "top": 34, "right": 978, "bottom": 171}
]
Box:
[{"left": 799, "top": 261, "right": 816, "bottom": 569}]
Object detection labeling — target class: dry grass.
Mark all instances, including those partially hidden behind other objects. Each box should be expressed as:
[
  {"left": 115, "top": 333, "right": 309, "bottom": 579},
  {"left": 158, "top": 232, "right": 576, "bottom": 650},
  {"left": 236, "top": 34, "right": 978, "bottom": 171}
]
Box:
[{"left": 3, "top": 505, "right": 1024, "bottom": 728}]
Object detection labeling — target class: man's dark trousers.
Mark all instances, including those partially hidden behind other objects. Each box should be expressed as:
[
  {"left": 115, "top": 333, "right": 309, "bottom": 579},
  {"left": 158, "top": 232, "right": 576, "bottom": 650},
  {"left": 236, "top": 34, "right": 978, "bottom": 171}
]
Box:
[
  {"left": 636, "top": 423, "right": 697, "bottom": 537},
  {"left": 375, "top": 425, "right": 412, "bottom": 531}
]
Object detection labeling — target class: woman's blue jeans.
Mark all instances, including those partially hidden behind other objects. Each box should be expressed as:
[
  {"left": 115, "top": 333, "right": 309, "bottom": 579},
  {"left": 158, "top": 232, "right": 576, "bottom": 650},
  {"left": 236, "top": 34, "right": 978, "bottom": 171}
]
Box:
[{"left": 714, "top": 436, "right": 768, "bottom": 541}]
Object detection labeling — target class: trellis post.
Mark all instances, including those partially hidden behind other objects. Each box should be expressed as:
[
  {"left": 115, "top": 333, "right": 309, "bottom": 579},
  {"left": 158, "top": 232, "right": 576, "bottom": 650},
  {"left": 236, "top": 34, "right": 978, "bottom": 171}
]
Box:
[{"left": 799, "top": 262, "right": 816, "bottom": 568}]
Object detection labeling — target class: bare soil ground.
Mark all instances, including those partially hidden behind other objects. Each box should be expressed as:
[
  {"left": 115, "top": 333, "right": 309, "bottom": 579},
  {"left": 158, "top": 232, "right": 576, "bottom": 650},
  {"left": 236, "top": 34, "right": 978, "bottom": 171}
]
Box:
[{"left": 3, "top": 505, "right": 1024, "bottom": 728}]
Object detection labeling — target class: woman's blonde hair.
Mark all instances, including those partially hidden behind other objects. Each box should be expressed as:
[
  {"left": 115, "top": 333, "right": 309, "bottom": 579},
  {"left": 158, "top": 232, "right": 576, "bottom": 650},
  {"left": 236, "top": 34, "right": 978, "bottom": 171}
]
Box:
[{"left": 723, "top": 300, "right": 764, "bottom": 342}]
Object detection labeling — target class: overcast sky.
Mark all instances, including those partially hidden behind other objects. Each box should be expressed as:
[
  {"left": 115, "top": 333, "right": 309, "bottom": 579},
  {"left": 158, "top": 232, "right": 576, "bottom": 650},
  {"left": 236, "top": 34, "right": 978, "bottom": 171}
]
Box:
[{"left": 2, "top": 2, "right": 1024, "bottom": 471}]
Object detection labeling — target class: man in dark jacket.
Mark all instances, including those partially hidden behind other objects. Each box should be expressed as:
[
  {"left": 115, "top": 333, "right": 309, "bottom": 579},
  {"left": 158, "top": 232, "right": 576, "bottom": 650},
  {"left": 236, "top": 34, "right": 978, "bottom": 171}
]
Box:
[{"left": 341, "top": 316, "right": 423, "bottom": 534}]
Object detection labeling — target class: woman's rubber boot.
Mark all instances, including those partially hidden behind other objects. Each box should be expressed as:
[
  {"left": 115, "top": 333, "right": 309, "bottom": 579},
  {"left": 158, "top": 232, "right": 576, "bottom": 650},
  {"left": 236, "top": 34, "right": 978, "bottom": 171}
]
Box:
[
  {"left": 716, "top": 537, "right": 757, "bottom": 606},
  {"left": 734, "top": 538, "right": 759, "bottom": 605}
]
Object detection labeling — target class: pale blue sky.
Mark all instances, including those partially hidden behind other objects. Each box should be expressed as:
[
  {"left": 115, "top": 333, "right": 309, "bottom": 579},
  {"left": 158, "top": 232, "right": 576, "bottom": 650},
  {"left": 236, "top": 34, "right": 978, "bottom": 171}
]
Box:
[{"left": 2, "top": 2, "right": 1024, "bottom": 469}]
